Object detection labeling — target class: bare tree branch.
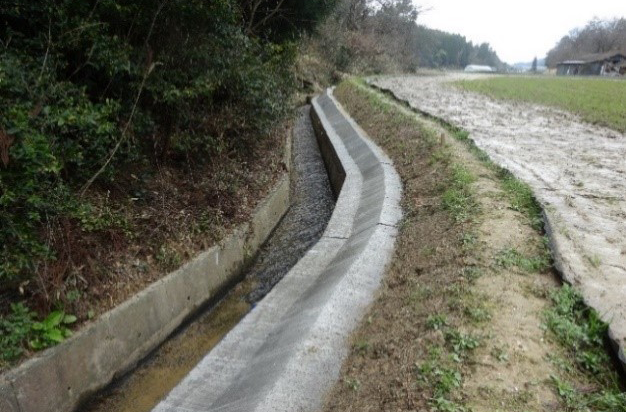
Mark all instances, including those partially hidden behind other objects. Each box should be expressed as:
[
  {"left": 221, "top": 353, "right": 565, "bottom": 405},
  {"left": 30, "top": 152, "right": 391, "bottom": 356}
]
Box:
[
  {"left": 246, "top": 0, "right": 264, "bottom": 34},
  {"left": 247, "top": 0, "right": 287, "bottom": 36},
  {"left": 37, "top": 17, "right": 52, "bottom": 86}
]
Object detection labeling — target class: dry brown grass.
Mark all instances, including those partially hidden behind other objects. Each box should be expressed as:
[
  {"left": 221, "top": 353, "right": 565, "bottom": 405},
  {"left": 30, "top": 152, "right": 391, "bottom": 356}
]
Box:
[
  {"left": 10, "top": 121, "right": 287, "bottom": 326},
  {"left": 324, "top": 81, "right": 472, "bottom": 411}
]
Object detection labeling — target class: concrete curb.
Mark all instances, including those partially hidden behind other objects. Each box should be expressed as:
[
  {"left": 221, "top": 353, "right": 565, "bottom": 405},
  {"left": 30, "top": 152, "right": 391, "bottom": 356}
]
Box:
[
  {"left": 153, "top": 89, "right": 402, "bottom": 412},
  {"left": 1, "top": 169, "right": 291, "bottom": 411}
]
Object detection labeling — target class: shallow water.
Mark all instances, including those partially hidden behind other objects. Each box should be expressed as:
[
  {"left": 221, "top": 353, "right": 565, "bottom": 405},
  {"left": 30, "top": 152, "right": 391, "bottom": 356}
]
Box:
[
  {"left": 83, "top": 106, "right": 334, "bottom": 412},
  {"left": 247, "top": 106, "right": 335, "bottom": 303}
]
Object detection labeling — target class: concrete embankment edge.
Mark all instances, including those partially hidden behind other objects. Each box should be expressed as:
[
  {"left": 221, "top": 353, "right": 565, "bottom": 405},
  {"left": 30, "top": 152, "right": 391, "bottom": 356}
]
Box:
[
  {"left": 152, "top": 91, "right": 402, "bottom": 412},
  {"left": 371, "top": 80, "right": 626, "bottom": 374},
  {"left": 0, "top": 168, "right": 291, "bottom": 411}
]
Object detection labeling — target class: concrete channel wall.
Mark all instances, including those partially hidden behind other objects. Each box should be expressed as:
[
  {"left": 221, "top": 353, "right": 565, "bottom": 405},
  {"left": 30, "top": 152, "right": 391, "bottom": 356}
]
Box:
[
  {"left": 0, "top": 158, "right": 292, "bottom": 411},
  {"left": 152, "top": 89, "right": 402, "bottom": 412}
]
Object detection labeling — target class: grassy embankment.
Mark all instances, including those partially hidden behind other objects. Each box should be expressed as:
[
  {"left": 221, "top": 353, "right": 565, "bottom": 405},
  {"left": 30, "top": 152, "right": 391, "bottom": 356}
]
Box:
[
  {"left": 322, "top": 79, "right": 625, "bottom": 412},
  {"left": 455, "top": 76, "right": 626, "bottom": 133}
]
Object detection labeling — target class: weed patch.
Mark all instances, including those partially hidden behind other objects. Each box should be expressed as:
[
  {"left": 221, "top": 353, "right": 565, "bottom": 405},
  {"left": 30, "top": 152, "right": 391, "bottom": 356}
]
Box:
[
  {"left": 418, "top": 348, "right": 469, "bottom": 412},
  {"left": 427, "top": 314, "right": 449, "bottom": 330},
  {"left": 442, "top": 164, "right": 478, "bottom": 223},
  {"left": 0, "top": 303, "right": 76, "bottom": 366},
  {"left": 544, "top": 286, "right": 626, "bottom": 410},
  {"left": 498, "top": 170, "right": 544, "bottom": 229},
  {"left": 545, "top": 286, "right": 612, "bottom": 376},
  {"left": 495, "top": 247, "right": 551, "bottom": 273},
  {"left": 551, "top": 375, "right": 626, "bottom": 412}
]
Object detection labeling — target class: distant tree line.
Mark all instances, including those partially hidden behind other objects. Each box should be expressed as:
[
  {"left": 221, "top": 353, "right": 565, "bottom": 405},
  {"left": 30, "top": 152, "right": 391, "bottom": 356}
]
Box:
[
  {"left": 414, "top": 26, "right": 503, "bottom": 69},
  {"left": 546, "top": 18, "right": 626, "bottom": 67},
  {"left": 310, "top": 0, "right": 503, "bottom": 74}
]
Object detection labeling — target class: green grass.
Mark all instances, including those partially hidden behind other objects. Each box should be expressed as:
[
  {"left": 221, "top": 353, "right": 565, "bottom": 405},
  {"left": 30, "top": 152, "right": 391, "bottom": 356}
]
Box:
[
  {"left": 497, "top": 169, "right": 544, "bottom": 229},
  {"left": 442, "top": 164, "right": 478, "bottom": 223},
  {"left": 544, "top": 285, "right": 626, "bottom": 411},
  {"left": 1, "top": 303, "right": 77, "bottom": 367},
  {"left": 544, "top": 286, "right": 612, "bottom": 377},
  {"left": 417, "top": 325, "right": 478, "bottom": 412},
  {"left": 494, "top": 247, "right": 551, "bottom": 273},
  {"left": 455, "top": 76, "right": 626, "bottom": 133}
]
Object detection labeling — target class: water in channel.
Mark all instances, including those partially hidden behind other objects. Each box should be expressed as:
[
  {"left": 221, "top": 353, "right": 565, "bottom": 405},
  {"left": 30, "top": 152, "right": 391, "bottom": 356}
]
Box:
[{"left": 83, "top": 106, "right": 335, "bottom": 412}]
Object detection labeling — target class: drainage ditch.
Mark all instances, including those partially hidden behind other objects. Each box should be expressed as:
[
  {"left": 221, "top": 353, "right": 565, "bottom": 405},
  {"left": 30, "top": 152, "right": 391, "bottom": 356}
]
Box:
[{"left": 82, "top": 106, "right": 334, "bottom": 412}]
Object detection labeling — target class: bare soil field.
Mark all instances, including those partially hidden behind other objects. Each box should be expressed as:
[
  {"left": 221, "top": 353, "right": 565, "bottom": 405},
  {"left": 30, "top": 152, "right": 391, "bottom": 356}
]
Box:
[{"left": 373, "top": 74, "right": 626, "bottom": 369}]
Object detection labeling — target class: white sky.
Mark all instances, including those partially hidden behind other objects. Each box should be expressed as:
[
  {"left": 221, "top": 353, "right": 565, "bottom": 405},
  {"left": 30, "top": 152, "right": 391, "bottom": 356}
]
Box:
[{"left": 417, "top": 0, "right": 626, "bottom": 64}]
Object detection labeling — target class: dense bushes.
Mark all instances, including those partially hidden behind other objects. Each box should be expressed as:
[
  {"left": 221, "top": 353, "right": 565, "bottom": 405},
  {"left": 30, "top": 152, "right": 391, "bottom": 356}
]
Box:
[{"left": 0, "top": 0, "right": 327, "bottom": 292}]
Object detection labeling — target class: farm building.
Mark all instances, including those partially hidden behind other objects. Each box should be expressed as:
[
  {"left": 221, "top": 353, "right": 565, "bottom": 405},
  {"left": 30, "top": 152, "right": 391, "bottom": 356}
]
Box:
[
  {"left": 464, "top": 65, "right": 495, "bottom": 73},
  {"left": 556, "top": 52, "right": 626, "bottom": 76}
]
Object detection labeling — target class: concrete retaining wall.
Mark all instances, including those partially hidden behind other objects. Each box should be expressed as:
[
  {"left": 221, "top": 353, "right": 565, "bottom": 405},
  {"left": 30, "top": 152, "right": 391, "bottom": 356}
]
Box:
[
  {"left": 152, "top": 90, "right": 402, "bottom": 412},
  {"left": 0, "top": 164, "right": 291, "bottom": 412}
]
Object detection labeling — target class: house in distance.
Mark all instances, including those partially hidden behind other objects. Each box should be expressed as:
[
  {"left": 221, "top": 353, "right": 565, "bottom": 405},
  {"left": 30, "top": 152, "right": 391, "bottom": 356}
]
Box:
[{"left": 556, "top": 52, "right": 626, "bottom": 76}]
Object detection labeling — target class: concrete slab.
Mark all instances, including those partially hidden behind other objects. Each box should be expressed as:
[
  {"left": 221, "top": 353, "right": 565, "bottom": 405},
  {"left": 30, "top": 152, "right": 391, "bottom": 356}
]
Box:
[{"left": 153, "top": 88, "right": 402, "bottom": 412}]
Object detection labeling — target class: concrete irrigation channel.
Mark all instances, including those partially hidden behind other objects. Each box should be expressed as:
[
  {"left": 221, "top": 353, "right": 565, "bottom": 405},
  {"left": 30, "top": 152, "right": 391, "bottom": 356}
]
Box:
[
  {"left": 0, "top": 89, "right": 401, "bottom": 412},
  {"left": 149, "top": 89, "right": 402, "bottom": 412},
  {"left": 82, "top": 106, "right": 335, "bottom": 412}
]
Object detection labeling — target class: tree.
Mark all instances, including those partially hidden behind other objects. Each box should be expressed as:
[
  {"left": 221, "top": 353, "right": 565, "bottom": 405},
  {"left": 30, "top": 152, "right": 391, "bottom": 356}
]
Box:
[
  {"left": 435, "top": 49, "right": 448, "bottom": 67},
  {"left": 313, "top": 0, "right": 503, "bottom": 72},
  {"left": 546, "top": 17, "right": 626, "bottom": 67},
  {"left": 0, "top": 0, "right": 335, "bottom": 297},
  {"left": 240, "top": 0, "right": 338, "bottom": 40},
  {"left": 531, "top": 56, "right": 538, "bottom": 72}
]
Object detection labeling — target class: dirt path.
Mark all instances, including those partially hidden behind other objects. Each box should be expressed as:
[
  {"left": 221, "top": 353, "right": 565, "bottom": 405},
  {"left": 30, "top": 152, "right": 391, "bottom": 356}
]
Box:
[
  {"left": 449, "top": 128, "right": 561, "bottom": 412},
  {"left": 373, "top": 74, "right": 626, "bottom": 368}
]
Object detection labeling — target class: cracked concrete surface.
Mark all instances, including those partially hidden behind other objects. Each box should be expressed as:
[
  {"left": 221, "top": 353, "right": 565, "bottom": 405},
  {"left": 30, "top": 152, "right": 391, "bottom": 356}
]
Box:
[{"left": 373, "top": 74, "right": 626, "bottom": 370}]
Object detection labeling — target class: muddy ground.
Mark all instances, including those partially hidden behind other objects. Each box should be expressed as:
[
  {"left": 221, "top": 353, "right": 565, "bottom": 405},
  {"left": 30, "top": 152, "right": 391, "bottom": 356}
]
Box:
[{"left": 373, "top": 74, "right": 626, "bottom": 367}]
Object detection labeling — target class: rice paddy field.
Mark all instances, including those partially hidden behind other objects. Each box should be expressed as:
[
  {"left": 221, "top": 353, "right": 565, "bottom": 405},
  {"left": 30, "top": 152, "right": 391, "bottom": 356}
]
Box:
[{"left": 455, "top": 76, "right": 626, "bottom": 133}]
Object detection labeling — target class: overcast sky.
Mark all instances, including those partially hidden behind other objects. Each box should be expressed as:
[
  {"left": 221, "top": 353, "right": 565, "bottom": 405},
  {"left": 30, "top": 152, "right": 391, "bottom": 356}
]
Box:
[{"left": 417, "top": 0, "right": 626, "bottom": 64}]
